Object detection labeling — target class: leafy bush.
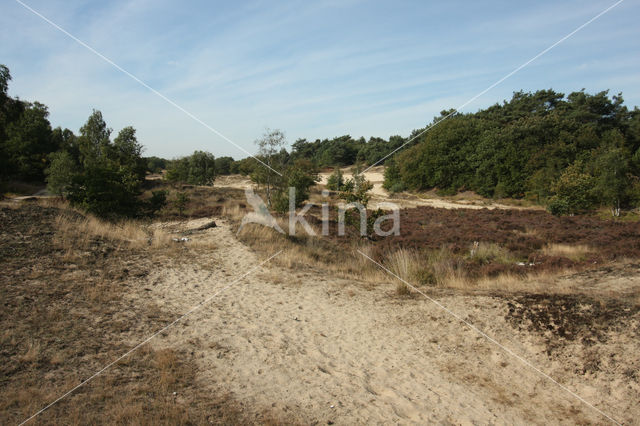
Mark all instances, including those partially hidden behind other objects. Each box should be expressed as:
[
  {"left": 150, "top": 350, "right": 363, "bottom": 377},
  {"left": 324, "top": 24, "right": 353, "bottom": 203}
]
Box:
[
  {"left": 547, "top": 197, "right": 570, "bottom": 216},
  {"left": 67, "top": 164, "right": 142, "bottom": 218},
  {"left": 147, "top": 190, "right": 168, "bottom": 215},
  {"left": 388, "top": 182, "right": 405, "bottom": 193},
  {"left": 548, "top": 163, "right": 595, "bottom": 215},
  {"left": 326, "top": 168, "right": 344, "bottom": 191},
  {"left": 273, "top": 160, "right": 319, "bottom": 213}
]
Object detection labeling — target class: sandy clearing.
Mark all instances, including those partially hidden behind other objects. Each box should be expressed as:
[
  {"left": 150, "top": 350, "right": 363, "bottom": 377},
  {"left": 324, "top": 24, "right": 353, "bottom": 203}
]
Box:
[{"left": 130, "top": 218, "right": 638, "bottom": 424}]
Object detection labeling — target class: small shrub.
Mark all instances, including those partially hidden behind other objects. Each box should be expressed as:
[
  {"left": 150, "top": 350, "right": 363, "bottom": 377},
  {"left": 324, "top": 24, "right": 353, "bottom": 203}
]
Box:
[
  {"left": 146, "top": 190, "right": 168, "bottom": 216},
  {"left": 388, "top": 182, "right": 405, "bottom": 193},
  {"left": 326, "top": 168, "right": 344, "bottom": 191},
  {"left": 468, "top": 242, "right": 514, "bottom": 265},
  {"left": 415, "top": 268, "right": 436, "bottom": 286},
  {"left": 175, "top": 191, "right": 190, "bottom": 216},
  {"left": 547, "top": 197, "right": 570, "bottom": 216}
]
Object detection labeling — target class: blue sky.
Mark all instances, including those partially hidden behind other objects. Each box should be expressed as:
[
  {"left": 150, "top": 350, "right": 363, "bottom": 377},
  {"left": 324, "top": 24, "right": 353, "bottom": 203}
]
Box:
[{"left": 1, "top": 0, "right": 639, "bottom": 159}]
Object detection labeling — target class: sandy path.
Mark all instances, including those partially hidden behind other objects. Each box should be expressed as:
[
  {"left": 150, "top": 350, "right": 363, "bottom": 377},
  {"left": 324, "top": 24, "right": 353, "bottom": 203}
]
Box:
[{"left": 133, "top": 218, "right": 637, "bottom": 424}]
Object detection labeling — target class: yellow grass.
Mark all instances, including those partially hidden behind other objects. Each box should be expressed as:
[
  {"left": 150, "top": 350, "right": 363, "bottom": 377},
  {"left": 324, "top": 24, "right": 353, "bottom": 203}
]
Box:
[
  {"left": 469, "top": 242, "right": 515, "bottom": 264},
  {"left": 542, "top": 243, "right": 592, "bottom": 261},
  {"left": 386, "top": 249, "right": 418, "bottom": 294},
  {"left": 54, "top": 213, "right": 150, "bottom": 250}
]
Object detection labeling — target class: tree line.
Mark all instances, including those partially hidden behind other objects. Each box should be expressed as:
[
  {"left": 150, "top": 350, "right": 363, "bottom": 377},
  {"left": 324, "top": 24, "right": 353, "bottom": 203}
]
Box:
[
  {"left": 4, "top": 61, "right": 639, "bottom": 217},
  {"left": 381, "top": 90, "right": 640, "bottom": 215},
  {"left": 234, "top": 90, "right": 640, "bottom": 216},
  {"left": 0, "top": 65, "right": 221, "bottom": 218}
]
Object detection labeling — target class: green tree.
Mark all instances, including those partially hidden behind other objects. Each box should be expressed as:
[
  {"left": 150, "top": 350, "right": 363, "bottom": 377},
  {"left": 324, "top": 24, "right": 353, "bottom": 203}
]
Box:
[
  {"left": 326, "top": 168, "right": 344, "bottom": 191},
  {"left": 146, "top": 156, "right": 167, "bottom": 173},
  {"left": 214, "top": 156, "right": 234, "bottom": 175},
  {"left": 251, "top": 128, "right": 286, "bottom": 207},
  {"left": 382, "top": 158, "right": 404, "bottom": 192},
  {"left": 188, "top": 151, "right": 216, "bottom": 185},
  {"left": 145, "top": 190, "right": 168, "bottom": 216},
  {"left": 592, "top": 133, "right": 631, "bottom": 216},
  {"left": 273, "top": 159, "right": 319, "bottom": 212},
  {"left": 112, "top": 126, "right": 146, "bottom": 181},
  {"left": 340, "top": 165, "right": 373, "bottom": 206},
  {"left": 78, "top": 109, "right": 111, "bottom": 166},
  {"left": 45, "top": 151, "right": 76, "bottom": 196},
  {"left": 63, "top": 110, "right": 147, "bottom": 218},
  {"left": 67, "top": 163, "right": 141, "bottom": 218},
  {"left": 175, "top": 191, "right": 190, "bottom": 216},
  {"left": 5, "top": 101, "right": 54, "bottom": 181},
  {"left": 165, "top": 151, "right": 216, "bottom": 185},
  {"left": 548, "top": 163, "right": 595, "bottom": 215}
]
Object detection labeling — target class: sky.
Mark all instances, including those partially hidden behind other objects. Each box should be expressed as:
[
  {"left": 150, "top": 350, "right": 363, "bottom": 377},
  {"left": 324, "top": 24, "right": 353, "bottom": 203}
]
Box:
[{"left": 1, "top": 0, "right": 639, "bottom": 159}]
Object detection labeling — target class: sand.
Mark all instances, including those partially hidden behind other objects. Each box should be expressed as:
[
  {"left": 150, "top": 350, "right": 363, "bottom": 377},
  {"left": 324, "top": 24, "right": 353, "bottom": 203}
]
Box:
[{"left": 131, "top": 217, "right": 639, "bottom": 424}]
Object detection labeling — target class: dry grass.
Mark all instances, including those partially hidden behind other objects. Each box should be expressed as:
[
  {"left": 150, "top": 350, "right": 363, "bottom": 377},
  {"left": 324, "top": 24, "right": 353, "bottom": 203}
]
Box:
[
  {"left": 468, "top": 242, "right": 516, "bottom": 264},
  {"left": 385, "top": 249, "right": 418, "bottom": 295},
  {"left": 541, "top": 243, "right": 592, "bottom": 261},
  {"left": 54, "top": 213, "right": 150, "bottom": 250},
  {"left": 236, "top": 219, "right": 386, "bottom": 284}
]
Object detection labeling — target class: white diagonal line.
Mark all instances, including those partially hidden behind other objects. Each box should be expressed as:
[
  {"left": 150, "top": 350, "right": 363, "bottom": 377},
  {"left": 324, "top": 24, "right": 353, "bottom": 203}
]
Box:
[
  {"left": 18, "top": 250, "right": 282, "bottom": 426},
  {"left": 13, "top": 0, "right": 282, "bottom": 177},
  {"left": 357, "top": 249, "right": 620, "bottom": 425},
  {"left": 363, "top": 0, "right": 625, "bottom": 173}
]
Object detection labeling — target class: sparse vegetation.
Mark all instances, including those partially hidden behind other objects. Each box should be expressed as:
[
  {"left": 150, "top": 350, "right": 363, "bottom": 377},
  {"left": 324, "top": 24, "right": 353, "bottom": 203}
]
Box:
[{"left": 0, "top": 203, "right": 256, "bottom": 425}]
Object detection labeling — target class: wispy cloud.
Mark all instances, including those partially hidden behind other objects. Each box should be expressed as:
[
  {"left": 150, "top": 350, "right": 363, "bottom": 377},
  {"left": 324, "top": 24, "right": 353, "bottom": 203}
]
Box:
[{"left": 2, "top": 0, "right": 638, "bottom": 158}]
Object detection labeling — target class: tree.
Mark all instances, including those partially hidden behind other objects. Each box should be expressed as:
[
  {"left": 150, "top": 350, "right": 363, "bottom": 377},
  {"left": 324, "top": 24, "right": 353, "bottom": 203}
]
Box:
[
  {"left": 146, "top": 156, "right": 167, "bottom": 173},
  {"left": 273, "top": 159, "right": 319, "bottom": 213},
  {"left": 78, "top": 109, "right": 111, "bottom": 166},
  {"left": 340, "top": 165, "right": 373, "bottom": 206},
  {"left": 67, "top": 163, "right": 141, "bottom": 218},
  {"left": 112, "top": 126, "right": 146, "bottom": 181},
  {"left": 214, "top": 156, "right": 234, "bottom": 175},
  {"left": 5, "top": 101, "right": 54, "bottom": 181},
  {"left": 165, "top": 151, "right": 216, "bottom": 185},
  {"left": 45, "top": 151, "right": 76, "bottom": 196},
  {"left": 187, "top": 151, "right": 216, "bottom": 185},
  {"left": 326, "top": 168, "right": 344, "bottom": 191},
  {"left": 251, "top": 128, "right": 286, "bottom": 207},
  {"left": 382, "top": 158, "right": 403, "bottom": 192},
  {"left": 592, "top": 133, "right": 630, "bottom": 216},
  {"left": 165, "top": 157, "right": 189, "bottom": 183},
  {"left": 175, "top": 191, "right": 189, "bottom": 216},
  {"left": 548, "top": 162, "right": 595, "bottom": 215},
  {"left": 62, "top": 110, "right": 147, "bottom": 218}
]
